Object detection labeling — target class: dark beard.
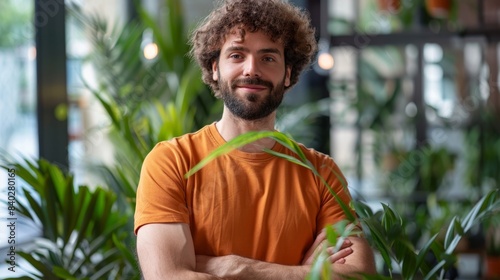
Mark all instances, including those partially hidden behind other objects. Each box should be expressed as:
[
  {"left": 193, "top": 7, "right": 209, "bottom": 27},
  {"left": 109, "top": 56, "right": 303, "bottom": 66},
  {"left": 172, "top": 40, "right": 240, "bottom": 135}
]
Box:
[{"left": 219, "top": 76, "right": 286, "bottom": 121}]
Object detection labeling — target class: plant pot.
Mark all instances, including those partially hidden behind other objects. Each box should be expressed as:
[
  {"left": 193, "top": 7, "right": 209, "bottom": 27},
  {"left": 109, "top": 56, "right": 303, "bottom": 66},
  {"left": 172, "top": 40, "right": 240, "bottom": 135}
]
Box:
[
  {"left": 425, "top": 0, "right": 452, "bottom": 19},
  {"left": 378, "top": 0, "right": 401, "bottom": 13},
  {"left": 485, "top": 256, "right": 500, "bottom": 279}
]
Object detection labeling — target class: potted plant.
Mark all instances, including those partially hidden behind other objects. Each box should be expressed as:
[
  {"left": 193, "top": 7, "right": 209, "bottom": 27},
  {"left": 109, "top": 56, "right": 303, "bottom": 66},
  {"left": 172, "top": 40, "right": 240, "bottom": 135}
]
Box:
[
  {"left": 484, "top": 212, "right": 500, "bottom": 278},
  {"left": 423, "top": 0, "right": 461, "bottom": 31},
  {"left": 425, "top": 0, "right": 452, "bottom": 19},
  {"left": 378, "top": 0, "right": 401, "bottom": 13}
]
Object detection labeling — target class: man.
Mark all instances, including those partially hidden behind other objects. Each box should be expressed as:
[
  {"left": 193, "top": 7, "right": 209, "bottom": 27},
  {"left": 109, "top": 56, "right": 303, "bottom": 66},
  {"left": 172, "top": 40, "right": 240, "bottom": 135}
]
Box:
[{"left": 135, "top": 0, "right": 376, "bottom": 279}]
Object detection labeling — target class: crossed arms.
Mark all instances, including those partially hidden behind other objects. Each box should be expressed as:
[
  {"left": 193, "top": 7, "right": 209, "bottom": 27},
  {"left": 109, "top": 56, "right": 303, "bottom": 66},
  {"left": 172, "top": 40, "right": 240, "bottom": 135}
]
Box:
[{"left": 136, "top": 223, "right": 376, "bottom": 280}]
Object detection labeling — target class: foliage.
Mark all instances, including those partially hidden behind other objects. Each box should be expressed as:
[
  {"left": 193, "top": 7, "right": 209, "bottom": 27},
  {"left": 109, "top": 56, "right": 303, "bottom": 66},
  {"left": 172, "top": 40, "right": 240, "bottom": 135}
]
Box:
[
  {"left": 464, "top": 109, "right": 500, "bottom": 191},
  {"left": 361, "top": 0, "right": 462, "bottom": 32},
  {"left": 0, "top": 157, "right": 136, "bottom": 280},
  {"left": 69, "top": 0, "right": 218, "bottom": 213},
  {"left": 0, "top": 0, "right": 218, "bottom": 278},
  {"left": 0, "top": 0, "right": 31, "bottom": 48},
  {"left": 2, "top": 0, "right": 495, "bottom": 278},
  {"left": 185, "top": 130, "right": 500, "bottom": 279},
  {"left": 386, "top": 146, "right": 456, "bottom": 194},
  {"left": 484, "top": 212, "right": 500, "bottom": 256},
  {"left": 276, "top": 98, "right": 331, "bottom": 148}
]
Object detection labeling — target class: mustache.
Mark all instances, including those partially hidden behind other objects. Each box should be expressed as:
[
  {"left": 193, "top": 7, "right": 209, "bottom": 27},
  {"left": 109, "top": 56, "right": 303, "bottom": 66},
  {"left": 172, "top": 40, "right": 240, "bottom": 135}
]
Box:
[{"left": 231, "top": 78, "right": 273, "bottom": 89}]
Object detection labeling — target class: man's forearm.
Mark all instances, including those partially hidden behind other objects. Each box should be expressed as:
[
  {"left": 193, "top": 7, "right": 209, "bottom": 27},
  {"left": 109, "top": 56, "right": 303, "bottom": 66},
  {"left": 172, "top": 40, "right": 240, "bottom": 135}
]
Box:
[
  {"left": 197, "top": 255, "right": 310, "bottom": 280},
  {"left": 164, "top": 270, "right": 222, "bottom": 280},
  {"left": 237, "top": 256, "right": 311, "bottom": 280},
  {"left": 198, "top": 255, "right": 377, "bottom": 280},
  {"left": 139, "top": 257, "right": 223, "bottom": 280}
]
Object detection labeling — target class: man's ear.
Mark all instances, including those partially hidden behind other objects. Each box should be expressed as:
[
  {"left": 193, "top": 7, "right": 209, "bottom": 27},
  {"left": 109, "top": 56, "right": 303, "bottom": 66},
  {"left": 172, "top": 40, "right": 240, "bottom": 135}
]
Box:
[
  {"left": 212, "top": 61, "right": 218, "bottom": 81},
  {"left": 284, "top": 66, "right": 291, "bottom": 87}
]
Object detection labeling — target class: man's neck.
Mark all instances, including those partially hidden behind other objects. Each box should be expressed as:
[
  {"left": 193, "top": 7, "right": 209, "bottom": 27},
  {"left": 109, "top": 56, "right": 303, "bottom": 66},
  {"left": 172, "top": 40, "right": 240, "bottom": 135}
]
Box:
[{"left": 215, "top": 110, "right": 277, "bottom": 153}]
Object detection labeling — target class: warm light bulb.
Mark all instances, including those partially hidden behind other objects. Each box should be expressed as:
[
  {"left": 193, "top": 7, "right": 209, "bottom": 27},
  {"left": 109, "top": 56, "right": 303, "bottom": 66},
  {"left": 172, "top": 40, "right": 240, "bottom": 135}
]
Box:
[
  {"left": 28, "top": 46, "right": 37, "bottom": 61},
  {"left": 317, "top": 52, "right": 334, "bottom": 70},
  {"left": 143, "top": 42, "right": 158, "bottom": 60}
]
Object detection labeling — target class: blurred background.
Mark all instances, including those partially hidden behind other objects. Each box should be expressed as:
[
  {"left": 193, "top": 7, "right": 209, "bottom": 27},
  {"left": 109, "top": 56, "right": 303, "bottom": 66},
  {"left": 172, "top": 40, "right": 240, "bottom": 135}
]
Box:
[{"left": 0, "top": 0, "right": 499, "bottom": 279}]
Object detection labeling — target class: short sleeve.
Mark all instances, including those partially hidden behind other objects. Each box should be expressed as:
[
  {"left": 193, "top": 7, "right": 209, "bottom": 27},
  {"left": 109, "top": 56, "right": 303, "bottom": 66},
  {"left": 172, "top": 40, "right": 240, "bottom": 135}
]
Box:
[
  {"left": 314, "top": 155, "right": 356, "bottom": 232},
  {"left": 134, "top": 142, "right": 190, "bottom": 234}
]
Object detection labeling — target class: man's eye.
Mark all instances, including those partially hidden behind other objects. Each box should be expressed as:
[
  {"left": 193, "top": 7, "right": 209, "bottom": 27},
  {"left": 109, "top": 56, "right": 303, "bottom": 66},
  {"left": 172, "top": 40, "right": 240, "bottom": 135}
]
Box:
[
  {"left": 263, "top": 57, "right": 275, "bottom": 62},
  {"left": 230, "top": 54, "right": 243, "bottom": 59}
]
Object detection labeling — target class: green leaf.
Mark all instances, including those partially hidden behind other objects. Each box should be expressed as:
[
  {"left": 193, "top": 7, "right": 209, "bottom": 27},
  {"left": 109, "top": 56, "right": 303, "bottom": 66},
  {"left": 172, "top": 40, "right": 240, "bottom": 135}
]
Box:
[
  {"left": 23, "top": 189, "right": 44, "bottom": 228},
  {"left": 263, "top": 149, "right": 312, "bottom": 169},
  {"left": 17, "top": 252, "right": 56, "bottom": 278},
  {"left": 306, "top": 250, "right": 331, "bottom": 280},
  {"left": 185, "top": 131, "right": 279, "bottom": 177},
  {"left": 361, "top": 219, "right": 394, "bottom": 271},
  {"left": 53, "top": 266, "right": 78, "bottom": 280},
  {"left": 401, "top": 251, "right": 417, "bottom": 279},
  {"left": 415, "top": 233, "right": 439, "bottom": 275},
  {"left": 62, "top": 178, "right": 77, "bottom": 244},
  {"left": 112, "top": 234, "right": 138, "bottom": 268},
  {"left": 271, "top": 133, "right": 308, "bottom": 163},
  {"left": 443, "top": 216, "right": 458, "bottom": 249},
  {"left": 423, "top": 260, "right": 446, "bottom": 280},
  {"left": 325, "top": 225, "right": 339, "bottom": 246}
]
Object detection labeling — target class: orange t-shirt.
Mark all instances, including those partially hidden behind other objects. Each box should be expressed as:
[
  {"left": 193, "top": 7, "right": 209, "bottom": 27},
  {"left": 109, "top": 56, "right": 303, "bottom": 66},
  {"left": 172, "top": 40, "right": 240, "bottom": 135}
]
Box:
[{"left": 134, "top": 123, "right": 354, "bottom": 265}]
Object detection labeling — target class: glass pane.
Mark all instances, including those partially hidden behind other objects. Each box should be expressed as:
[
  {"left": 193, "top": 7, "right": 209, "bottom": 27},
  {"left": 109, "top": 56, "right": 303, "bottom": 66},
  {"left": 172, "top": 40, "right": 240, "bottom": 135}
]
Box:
[
  {"left": 0, "top": 0, "right": 38, "bottom": 277},
  {"left": 0, "top": 0, "right": 37, "bottom": 159},
  {"left": 330, "top": 45, "right": 413, "bottom": 197}
]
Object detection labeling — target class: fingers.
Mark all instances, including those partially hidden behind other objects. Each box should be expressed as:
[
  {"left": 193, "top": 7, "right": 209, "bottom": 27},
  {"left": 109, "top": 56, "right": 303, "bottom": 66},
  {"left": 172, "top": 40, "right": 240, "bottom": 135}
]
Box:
[
  {"left": 338, "top": 238, "right": 352, "bottom": 249},
  {"left": 327, "top": 238, "right": 353, "bottom": 264},
  {"left": 302, "top": 232, "right": 355, "bottom": 266},
  {"left": 301, "top": 230, "right": 328, "bottom": 265},
  {"left": 328, "top": 245, "right": 353, "bottom": 263},
  {"left": 311, "top": 229, "right": 327, "bottom": 249}
]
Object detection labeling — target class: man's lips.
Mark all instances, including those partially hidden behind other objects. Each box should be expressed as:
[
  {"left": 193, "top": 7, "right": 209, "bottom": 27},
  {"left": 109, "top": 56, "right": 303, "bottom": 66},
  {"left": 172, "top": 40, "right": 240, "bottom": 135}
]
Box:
[
  {"left": 236, "top": 84, "right": 268, "bottom": 91},
  {"left": 231, "top": 78, "right": 273, "bottom": 91}
]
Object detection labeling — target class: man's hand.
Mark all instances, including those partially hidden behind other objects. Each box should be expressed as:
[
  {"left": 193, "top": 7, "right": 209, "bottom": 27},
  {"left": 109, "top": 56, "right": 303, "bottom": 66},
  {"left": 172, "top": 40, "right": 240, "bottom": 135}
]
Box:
[{"left": 302, "top": 229, "right": 354, "bottom": 265}]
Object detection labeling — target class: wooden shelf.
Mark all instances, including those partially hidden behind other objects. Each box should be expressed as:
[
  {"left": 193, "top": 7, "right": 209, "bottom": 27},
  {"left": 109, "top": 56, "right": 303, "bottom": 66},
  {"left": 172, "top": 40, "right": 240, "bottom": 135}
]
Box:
[{"left": 329, "top": 26, "right": 500, "bottom": 47}]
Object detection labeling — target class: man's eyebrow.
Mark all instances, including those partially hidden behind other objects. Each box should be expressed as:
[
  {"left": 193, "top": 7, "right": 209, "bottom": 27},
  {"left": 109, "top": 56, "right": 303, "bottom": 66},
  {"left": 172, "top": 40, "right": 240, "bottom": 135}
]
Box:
[
  {"left": 224, "top": 46, "right": 283, "bottom": 56},
  {"left": 258, "top": 48, "right": 282, "bottom": 56}
]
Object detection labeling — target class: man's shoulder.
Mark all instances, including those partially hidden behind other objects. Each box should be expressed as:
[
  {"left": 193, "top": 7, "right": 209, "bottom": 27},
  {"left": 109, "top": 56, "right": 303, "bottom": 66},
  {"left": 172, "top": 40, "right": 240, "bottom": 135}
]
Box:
[
  {"left": 291, "top": 141, "right": 333, "bottom": 162},
  {"left": 156, "top": 123, "right": 215, "bottom": 150},
  {"left": 146, "top": 124, "right": 213, "bottom": 160},
  {"left": 286, "top": 141, "right": 342, "bottom": 174}
]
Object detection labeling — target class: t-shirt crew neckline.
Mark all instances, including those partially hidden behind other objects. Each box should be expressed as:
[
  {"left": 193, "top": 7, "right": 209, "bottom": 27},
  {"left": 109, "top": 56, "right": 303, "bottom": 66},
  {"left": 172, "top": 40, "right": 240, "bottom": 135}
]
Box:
[{"left": 207, "top": 122, "right": 286, "bottom": 161}]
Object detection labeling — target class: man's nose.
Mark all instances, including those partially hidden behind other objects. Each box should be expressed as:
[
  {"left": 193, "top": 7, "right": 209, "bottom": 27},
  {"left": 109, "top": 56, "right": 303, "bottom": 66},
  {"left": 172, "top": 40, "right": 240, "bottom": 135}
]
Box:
[{"left": 242, "top": 57, "right": 261, "bottom": 77}]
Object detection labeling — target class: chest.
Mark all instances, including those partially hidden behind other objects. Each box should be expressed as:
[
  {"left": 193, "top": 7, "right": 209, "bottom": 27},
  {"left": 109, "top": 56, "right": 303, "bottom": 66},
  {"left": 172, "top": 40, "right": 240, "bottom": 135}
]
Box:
[{"left": 186, "top": 158, "right": 322, "bottom": 234}]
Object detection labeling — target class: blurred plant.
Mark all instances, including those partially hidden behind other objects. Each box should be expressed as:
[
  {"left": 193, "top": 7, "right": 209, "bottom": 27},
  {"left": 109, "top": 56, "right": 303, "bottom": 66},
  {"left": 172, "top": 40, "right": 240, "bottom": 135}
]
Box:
[
  {"left": 276, "top": 98, "right": 331, "bottom": 147},
  {"left": 484, "top": 212, "right": 500, "bottom": 257},
  {"left": 0, "top": 157, "right": 135, "bottom": 280},
  {"left": 68, "top": 0, "right": 219, "bottom": 211},
  {"left": 0, "top": 0, "right": 31, "bottom": 48},
  {"left": 0, "top": 0, "right": 220, "bottom": 278},
  {"left": 365, "top": 0, "right": 462, "bottom": 33},
  {"left": 464, "top": 109, "right": 500, "bottom": 193}
]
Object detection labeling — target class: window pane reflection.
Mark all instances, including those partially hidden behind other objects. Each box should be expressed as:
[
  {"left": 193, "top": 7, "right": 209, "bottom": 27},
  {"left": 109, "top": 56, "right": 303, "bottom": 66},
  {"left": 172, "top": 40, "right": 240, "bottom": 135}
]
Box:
[{"left": 0, "top": 0, "right": 37, "bottom": 159}]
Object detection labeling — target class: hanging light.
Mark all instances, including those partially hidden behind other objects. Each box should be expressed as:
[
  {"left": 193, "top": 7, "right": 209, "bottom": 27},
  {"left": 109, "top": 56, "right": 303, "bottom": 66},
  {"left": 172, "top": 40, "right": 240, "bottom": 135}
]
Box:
[
  {"left": 314, "top": 38, "right": 334, "bottom": 75},
  {"left": 318, "top": 51, "right": 334, "bottom": 70},
  {"left": 28, "top": 46, "right": 37, "bottom": 61},
  {"left": 141, "top": 29, "right": 158, "bottom": 62}
]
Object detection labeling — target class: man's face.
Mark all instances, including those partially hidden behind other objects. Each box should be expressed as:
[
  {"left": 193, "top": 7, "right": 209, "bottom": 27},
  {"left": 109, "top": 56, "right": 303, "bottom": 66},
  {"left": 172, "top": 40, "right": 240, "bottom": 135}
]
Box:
[{"left": 212, "top": 29, "right": 291, "bottom": 121}]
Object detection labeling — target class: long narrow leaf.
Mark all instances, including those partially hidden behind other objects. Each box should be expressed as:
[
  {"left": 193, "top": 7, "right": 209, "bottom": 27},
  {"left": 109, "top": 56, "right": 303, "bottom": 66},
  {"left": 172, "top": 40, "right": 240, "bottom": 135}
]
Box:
[{"left": 185, "top": 131, "right": 279, "bottom": 177}]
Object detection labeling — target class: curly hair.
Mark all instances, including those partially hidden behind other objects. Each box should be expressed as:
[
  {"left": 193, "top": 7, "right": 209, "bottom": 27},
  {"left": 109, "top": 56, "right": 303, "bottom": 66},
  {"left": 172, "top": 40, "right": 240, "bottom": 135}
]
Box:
[{"left": 189, "top": 0, "right": 317, "bottom": 97}]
